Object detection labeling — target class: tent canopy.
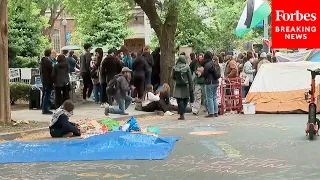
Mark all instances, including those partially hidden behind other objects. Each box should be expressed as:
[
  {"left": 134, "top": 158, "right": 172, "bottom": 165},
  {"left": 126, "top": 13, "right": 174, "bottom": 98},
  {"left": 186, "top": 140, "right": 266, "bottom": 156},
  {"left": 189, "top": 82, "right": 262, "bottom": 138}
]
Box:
[
  {"left": 246, "top": 61, "right": 320, "bottom": 113},
  {"left": 276, "top": 49, "right": 320, "bottom": 62}
]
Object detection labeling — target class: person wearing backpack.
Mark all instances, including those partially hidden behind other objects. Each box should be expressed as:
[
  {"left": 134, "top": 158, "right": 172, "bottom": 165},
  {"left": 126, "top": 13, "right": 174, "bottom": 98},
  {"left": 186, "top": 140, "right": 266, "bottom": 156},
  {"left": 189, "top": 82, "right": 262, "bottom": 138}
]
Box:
[
  {"left": 104, "top": 67, "right": 132, "bottom": 116},
  {"left": 203, "top": 51, "right": 220, "bottom": 118},
  {"left": 172, "top": 55, "right": 194, "bottom": 120}
]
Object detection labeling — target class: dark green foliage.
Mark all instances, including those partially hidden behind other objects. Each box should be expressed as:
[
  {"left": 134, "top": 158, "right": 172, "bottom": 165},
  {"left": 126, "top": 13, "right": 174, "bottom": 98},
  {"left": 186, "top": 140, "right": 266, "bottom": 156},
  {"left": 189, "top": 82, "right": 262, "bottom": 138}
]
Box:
[{"left": 10, "top": 82, "right": 31, "bottom": 104}]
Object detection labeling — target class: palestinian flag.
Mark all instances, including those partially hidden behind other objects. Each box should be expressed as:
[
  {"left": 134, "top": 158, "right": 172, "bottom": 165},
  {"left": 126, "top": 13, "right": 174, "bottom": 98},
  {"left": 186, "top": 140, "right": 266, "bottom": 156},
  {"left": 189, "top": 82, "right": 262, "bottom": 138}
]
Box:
[{"left": 235, "top": 0, "right": 271, "bottom": 37}]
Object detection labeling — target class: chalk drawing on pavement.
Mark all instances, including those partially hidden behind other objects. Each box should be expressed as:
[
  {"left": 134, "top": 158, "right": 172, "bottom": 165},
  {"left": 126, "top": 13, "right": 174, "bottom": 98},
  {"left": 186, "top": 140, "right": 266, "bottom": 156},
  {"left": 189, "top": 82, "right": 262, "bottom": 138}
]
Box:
[
  {"left": 149, "top": 155, "right": 297, "bottom": 176},
  {"left": 215, "top": 141, "right": 242, "bottom": 158},
  {"left": 200, "top": 140, "right": 225, "bottom": 157},
  {"left": 77, "top": 172, "right": 132, "bottom": 179},
  {"left": 190, "top": 131, "right": 227, "bottom": 136},
  {"left": 193, "top": 127, "right": 217, "bottom": 132}
]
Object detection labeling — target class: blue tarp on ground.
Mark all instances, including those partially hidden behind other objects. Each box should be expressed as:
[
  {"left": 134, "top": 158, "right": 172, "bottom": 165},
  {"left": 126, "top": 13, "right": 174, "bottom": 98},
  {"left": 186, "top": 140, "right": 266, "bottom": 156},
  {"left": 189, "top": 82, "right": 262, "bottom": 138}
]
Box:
[{"left": 0, "top": 132, "right": 180, "bottom": 163}]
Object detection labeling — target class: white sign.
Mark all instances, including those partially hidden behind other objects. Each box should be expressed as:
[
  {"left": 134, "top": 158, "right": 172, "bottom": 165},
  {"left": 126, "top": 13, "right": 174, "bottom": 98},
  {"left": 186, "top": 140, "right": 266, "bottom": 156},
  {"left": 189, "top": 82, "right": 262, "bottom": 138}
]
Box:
[{"left": 9, "top": 68, "right": 20, "bottom": 79}]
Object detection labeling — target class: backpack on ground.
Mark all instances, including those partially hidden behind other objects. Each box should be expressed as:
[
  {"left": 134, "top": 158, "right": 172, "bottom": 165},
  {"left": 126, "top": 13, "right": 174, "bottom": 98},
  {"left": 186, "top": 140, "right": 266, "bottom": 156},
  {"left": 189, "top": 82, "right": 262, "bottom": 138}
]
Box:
[
  {"left": 212, "top": 62, "right": 221, "bottom": 79},
  {"left": 173, "top": 67, "right": 189, "bottom": 85},
  {"left": 106, "top": 75, "right": 119, "bottom": 96}
]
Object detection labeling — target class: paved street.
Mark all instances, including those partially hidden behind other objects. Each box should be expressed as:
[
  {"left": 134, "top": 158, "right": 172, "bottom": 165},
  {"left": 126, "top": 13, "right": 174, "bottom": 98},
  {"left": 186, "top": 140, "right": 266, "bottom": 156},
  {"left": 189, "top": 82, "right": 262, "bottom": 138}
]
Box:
[
  {"left": 11, "top": 102, "right": 153, "bottom": 123},
  {"left": 0, "top": 113, "right": 319, "bottom": 180}
]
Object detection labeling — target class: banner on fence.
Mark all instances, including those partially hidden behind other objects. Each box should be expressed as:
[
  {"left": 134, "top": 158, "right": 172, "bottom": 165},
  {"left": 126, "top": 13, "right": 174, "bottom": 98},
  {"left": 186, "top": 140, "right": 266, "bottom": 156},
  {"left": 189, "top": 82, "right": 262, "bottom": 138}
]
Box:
[{"left": 9, "top": 69, "right": 20, "bottom": 79}]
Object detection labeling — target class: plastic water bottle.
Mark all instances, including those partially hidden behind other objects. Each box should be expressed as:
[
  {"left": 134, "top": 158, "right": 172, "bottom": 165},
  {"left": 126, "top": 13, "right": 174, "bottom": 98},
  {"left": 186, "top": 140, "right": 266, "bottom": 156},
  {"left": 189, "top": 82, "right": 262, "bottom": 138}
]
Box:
[{"left": 122, "top": 124, "right": 130, "bottom": 132}]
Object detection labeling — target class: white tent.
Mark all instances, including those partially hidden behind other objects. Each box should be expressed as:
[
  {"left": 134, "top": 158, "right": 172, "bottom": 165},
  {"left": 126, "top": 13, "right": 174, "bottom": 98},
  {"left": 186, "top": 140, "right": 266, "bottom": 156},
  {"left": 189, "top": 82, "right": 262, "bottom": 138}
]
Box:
[{"left": 246, "top": 61, "right": 320, "bottom": 113}]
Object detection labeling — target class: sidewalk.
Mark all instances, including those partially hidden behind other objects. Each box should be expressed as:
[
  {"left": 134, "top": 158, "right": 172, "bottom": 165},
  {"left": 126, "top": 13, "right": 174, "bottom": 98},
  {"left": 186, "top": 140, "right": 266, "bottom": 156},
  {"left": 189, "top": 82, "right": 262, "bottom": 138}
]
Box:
[
  {"left": 11, "top": 102, "right": 153, "bottom": 123},
  {"left": 2, "top": 102, "right": 155, "bottom": 141}
]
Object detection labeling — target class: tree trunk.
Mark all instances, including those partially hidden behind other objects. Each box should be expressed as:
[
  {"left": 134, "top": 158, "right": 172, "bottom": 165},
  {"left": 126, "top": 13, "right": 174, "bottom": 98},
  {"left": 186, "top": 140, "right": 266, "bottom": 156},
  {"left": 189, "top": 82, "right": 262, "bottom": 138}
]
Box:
[
  {"left": 0, "top": 0, "right": 11, "bottom": 124},
  {"left": 159, "top": 27, "right": 175, "bottom": 86}
]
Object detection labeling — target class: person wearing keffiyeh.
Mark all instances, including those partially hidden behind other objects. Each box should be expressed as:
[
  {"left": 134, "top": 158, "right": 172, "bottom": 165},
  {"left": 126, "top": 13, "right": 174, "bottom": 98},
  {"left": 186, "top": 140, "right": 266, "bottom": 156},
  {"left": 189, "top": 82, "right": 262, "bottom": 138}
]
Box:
[{"left": 49, "top": 100, "right": 81, "bottom": 138}]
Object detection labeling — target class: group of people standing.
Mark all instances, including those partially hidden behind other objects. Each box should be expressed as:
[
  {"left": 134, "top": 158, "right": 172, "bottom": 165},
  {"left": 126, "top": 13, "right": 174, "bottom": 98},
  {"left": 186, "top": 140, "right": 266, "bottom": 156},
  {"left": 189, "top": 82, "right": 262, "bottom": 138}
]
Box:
[
  {"left": 40, "top": 48, "right": 79, "bottom": 115},
  {"left": 78, "top": 44, "right": 162, "bottom": 116}
]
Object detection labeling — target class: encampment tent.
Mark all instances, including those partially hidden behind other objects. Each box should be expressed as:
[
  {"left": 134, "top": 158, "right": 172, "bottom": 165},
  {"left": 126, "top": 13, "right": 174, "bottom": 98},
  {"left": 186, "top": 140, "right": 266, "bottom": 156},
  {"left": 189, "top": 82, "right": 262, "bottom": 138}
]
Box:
[
  {"left": 276, "top": 49, "right": 320, "bottom": 62},
  {"left": 246, "top": 62, "right": 320, "bottom": 113}
]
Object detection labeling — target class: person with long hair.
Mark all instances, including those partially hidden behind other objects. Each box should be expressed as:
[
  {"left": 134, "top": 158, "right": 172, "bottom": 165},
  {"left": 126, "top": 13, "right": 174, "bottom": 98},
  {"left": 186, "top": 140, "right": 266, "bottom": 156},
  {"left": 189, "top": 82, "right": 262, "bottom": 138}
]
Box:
[
  {"left": 243, "top": 51, "right": 256, "bottom": 97},
  {"left": 151, "top": 47, "right": 161, "bottom": 88},
  {"left": 91, "top": 48, "right": 103, "bottom": 104},
  {"left": 52, "top": 54, "right": 70, "bottom": 108},
  {"left": 132, "top": 55, "right": 148, "bottom": 100},
  {"left": 141, "top": 84, "right": 174, "bottom": 115},
  {"left": 203, "top": 51, "right": 219, "bottom": 118},
  {"left": 142, "top": 45, "right": 154, "bottom": 85},
  {"left": 192, "top": 53, "right": 206, "bottom": 115}
]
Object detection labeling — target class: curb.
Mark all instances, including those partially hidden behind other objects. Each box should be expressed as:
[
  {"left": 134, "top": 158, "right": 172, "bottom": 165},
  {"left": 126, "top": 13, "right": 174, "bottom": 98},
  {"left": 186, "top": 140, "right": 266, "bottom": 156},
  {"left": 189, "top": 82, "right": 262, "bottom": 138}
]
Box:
[{"left": 0, "top": 112, "right": 158, "bottom": 141}]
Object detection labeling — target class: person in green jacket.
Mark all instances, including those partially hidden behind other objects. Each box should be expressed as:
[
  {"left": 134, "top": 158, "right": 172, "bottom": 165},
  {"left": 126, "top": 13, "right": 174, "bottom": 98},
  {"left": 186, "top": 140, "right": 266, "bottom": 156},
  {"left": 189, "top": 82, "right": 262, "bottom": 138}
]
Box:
[{"left": 192, "top": 57, "right": 206, "bottom": 115}]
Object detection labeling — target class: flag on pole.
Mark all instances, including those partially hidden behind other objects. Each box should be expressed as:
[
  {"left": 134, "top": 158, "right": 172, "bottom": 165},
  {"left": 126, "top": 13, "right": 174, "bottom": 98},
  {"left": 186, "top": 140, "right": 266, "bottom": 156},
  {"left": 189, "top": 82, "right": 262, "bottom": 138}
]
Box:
[{"left": 235, "top": 0, "right": 271, "bottom": 37}]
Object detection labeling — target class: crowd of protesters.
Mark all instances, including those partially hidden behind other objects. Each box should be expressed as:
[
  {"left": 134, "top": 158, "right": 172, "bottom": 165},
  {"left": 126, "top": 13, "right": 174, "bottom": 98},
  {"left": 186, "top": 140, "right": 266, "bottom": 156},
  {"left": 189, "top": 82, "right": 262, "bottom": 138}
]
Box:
[{"left": 40, "top": 43, "right": 273, "bottom": 123}]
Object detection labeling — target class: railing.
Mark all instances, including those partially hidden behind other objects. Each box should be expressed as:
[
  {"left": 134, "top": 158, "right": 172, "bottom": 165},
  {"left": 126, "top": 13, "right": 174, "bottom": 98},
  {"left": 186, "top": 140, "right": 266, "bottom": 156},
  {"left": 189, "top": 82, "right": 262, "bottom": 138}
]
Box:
[{"left": 9, "top": 68, "right": 40, "bottom": 84}]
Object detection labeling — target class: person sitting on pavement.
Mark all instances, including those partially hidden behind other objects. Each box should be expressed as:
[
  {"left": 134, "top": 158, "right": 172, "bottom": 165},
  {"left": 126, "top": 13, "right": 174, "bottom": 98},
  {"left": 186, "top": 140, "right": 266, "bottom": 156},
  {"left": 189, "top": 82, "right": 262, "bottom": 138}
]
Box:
[
  {"left": 156, "top": 83, "right": 192, "bottom": 113},
  {"left": 49, "top": 100, "right": 82, "bottom": 138},
  {"left": 141, "top": 84, "right": 174, "bottom": 116},
  {"left": 104, "top": 67, "right": 133, "bottom": 116}
]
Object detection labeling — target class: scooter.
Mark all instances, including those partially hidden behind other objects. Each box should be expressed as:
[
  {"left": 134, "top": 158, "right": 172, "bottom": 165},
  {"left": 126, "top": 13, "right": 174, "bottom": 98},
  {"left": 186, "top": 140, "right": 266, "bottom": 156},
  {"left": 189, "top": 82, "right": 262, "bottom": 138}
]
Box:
[{"left": 305, "top": 68, "right": 320, "bottom": 140}]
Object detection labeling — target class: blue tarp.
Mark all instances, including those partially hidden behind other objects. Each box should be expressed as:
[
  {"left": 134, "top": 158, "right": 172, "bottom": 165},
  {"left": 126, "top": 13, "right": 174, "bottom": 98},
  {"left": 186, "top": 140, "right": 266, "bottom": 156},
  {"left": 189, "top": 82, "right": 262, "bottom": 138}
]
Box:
[{"left": 0, "top": 132, "right": 180, "bottom": 163}]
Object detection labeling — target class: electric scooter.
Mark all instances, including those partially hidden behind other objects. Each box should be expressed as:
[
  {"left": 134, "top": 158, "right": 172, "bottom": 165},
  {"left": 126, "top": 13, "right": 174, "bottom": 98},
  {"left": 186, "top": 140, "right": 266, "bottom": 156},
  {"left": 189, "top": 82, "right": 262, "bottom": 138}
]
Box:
[{"left": 305, "top": 68, "right": 320, "bottom": 140}]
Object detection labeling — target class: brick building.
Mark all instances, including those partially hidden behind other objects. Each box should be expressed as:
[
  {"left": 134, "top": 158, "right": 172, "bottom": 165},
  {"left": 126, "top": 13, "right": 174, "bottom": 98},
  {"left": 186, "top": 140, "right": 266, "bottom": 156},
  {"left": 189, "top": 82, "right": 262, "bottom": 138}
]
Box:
[{"left": 46, "top": 5, "right": 151, "bottom": 53}]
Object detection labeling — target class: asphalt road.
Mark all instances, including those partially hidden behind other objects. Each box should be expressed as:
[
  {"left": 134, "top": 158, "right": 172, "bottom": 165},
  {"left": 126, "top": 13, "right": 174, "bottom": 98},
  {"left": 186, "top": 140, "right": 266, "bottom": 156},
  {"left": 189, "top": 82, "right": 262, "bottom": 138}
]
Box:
[{"left": 1, "top": 114, "right": 319, "bottom": 180}]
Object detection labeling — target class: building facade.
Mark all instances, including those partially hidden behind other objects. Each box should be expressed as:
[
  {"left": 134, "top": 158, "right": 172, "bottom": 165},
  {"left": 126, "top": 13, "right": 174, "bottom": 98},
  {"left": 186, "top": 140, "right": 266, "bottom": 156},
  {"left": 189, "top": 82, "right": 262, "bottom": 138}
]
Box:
[
  {"left": 45, "top": 8, "right": 75, "bottom": 53},
  {"left": 124, "top": 5, "right": 152, "bottom": 52},
  {"left": 47, "top": 5, "right": 151, "bottom": 53}
]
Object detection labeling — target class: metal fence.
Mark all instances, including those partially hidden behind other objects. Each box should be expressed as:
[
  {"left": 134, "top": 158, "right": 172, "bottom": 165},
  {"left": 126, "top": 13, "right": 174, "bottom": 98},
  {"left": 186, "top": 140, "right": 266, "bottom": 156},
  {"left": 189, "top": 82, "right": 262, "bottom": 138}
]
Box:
[{"left": 9, "top": 68, "right": 40, "bottom": 84}]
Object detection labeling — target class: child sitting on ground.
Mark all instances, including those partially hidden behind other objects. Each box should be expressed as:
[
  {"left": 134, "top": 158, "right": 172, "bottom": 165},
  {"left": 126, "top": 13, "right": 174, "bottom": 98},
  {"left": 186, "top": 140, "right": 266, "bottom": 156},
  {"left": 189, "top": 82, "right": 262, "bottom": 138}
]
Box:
[{"left": 49, "top": 100, "right": 82, "bottom": 138}]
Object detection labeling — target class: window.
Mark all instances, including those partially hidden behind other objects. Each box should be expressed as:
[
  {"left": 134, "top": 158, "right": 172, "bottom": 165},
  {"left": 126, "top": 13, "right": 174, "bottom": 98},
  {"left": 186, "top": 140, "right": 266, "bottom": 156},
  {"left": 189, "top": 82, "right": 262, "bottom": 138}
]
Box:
[{"left": 52, "top": 29, "right": 60, "bottom": 52}]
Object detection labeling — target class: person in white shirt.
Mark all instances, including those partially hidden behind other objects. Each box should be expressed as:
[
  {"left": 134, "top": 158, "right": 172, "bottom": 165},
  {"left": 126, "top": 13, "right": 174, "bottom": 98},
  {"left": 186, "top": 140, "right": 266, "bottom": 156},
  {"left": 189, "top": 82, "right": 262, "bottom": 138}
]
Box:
[{"left": 141, "top": 84, "right": 174, "bottom": 116}]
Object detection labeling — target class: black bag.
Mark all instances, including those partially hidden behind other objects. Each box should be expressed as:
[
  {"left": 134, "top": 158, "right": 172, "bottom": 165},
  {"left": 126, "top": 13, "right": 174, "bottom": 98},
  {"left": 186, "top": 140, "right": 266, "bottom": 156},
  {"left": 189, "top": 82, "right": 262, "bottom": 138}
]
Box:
[
  {"left": 106, "top": 76, "right": 119, "bottom": 96},
  {"left": 173, "top": 67, "right": 189, "bottom": 85},
  {"left": 212, "top": 62, "right": 221, "bottom": 79}
]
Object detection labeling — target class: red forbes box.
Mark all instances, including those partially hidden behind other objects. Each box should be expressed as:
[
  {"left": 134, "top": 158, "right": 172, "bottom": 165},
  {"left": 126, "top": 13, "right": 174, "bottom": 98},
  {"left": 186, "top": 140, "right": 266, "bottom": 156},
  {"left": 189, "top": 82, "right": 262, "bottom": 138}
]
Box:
[{"left": 272, "top": 0, "right": 320, "bottom": 48}]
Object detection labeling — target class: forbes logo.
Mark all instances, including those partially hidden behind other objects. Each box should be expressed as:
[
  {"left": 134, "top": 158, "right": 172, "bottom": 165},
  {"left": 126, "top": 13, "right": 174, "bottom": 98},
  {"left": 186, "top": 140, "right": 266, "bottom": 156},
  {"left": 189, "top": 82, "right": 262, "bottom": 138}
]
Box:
[{"left": 275, "top": 10, "right": 317, "bottom": 22}]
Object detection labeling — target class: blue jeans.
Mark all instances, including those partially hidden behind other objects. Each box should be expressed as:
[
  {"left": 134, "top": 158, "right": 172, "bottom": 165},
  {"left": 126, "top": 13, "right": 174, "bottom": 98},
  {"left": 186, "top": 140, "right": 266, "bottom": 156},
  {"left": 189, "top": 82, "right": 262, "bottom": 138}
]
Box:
[
  {"left": 94, "top": 83, "right": 102, "bottom": 103},
  {"left": 42, "top": 86, "right": 52, "bottom": 112},
  {"left": 109, "top": 95, "right": 132, "bottom": 114},
  {"left": 205, "top": 84, "right": 219, "bottom": 114},
  {"left": 242, "top": 86, "right": 246, "bottom": 98}
]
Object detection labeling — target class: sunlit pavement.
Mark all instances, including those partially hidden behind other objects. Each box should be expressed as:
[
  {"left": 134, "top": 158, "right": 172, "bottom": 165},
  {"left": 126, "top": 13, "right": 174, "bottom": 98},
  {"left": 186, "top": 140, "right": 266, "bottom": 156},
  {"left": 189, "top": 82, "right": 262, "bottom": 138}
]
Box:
[{"left": 1, "top": 114, "right": 319, "bottom": 180}]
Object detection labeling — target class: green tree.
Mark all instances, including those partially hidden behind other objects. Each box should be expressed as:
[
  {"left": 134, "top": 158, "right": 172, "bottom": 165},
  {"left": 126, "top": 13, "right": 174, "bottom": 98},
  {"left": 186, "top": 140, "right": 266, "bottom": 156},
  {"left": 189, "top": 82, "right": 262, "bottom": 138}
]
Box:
[
  {"left": 36, "top": 0, "right": 65, "bottom": 42},
  {"left": 64, "top": 0, "right": 131, "bottom": 49},
  {"left": 8, "top": 0, "right": 49, "bottom": 67},
  {"left": 175, "top": 0, "right": 215, "bottom": 52},
  {"left": 135, "top": 0, "right": 179, "bottom": 85}
]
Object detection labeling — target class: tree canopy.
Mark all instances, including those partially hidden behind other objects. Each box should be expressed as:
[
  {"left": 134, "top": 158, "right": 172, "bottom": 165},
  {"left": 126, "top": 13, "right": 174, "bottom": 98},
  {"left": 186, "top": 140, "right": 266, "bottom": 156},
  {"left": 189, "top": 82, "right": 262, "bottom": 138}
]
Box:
[
  {"left": 64, "top": 0, "right": 132, "bottom": 49},
  {"left": 8, "top": 0, "right": 49, "bottom": 67}
]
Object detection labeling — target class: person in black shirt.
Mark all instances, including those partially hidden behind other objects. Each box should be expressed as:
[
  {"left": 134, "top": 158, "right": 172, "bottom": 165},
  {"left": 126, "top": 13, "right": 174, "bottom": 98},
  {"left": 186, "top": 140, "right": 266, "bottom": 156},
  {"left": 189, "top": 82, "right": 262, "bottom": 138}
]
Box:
[
  {"left": 40, "top": 49, "right": 54, "bottom": 114},
  {"left": 52, "top": 55, "right": 70, "bottom": 108},
  {"left": 49, "top": 100, "right": 82, "bottom": 138},
  {"left": 80, "top": 43, "right": 93, "bottom": 100}
]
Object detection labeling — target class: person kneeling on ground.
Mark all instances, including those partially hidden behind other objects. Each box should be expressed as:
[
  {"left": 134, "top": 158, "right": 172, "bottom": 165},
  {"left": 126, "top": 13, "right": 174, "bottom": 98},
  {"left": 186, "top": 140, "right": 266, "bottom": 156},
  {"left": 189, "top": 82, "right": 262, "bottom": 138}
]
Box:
[
  {"left": 49, "top": 100, "right": 81, "bottom": 138},
  {"left": 105, "top": 67, "right": 133, "bottom": 116},
  {"left": 141, "top": 84, "right": 174, "bottom": 116}
]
